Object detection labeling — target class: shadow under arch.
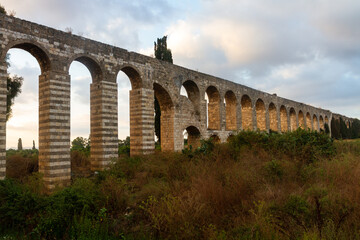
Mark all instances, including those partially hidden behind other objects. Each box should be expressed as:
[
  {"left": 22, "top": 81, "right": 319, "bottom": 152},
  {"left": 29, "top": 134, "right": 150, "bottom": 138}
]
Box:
[
  {"left": 205, "top": 85, "right": 221, "bottom": 130},
  {"left": 184, "top": 125, "right": 201, "bottom": 149},
  {"left": 154, "top": 82, "right": 175, "bottom": 151},
  {"left": 119, "top": 65, "right": 143, "bottom": 89},
  {"left": 225, "top": 90, "right": 237, "bottom": 131},
  {"left": 2, "top": 40, "right": 51, "bottom": 73}
]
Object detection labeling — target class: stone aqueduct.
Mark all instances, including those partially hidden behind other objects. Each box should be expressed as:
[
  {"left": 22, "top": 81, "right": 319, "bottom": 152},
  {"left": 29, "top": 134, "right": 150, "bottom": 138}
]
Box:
[{"left": 0, "top": 14, "right": 353, "bottom": 189}]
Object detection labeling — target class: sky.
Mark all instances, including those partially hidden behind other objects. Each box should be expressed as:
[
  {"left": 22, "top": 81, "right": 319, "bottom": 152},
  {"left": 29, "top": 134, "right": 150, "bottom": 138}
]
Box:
[{"left": 1, "top": 0, "right": 360, "bottom": 148}]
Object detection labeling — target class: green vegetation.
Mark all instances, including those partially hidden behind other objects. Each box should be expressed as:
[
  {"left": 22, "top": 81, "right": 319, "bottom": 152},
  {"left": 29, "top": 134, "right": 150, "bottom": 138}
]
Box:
[
  {"left": 2, "top": 129, "right": 360, "bottom": 239},
  {"left": 331, "top": 117, "right": 360, "bottom": 139}
]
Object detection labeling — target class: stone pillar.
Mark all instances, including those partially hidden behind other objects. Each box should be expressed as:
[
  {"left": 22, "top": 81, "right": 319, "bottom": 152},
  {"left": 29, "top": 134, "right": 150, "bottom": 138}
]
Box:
[
  {"left": 160, "top": 106, "right": 175, "bottom": 151},
  {"left": 90, "top": 81, "right": 118, "bottom": 171},
  {"left": 0, "top": 64, "right": 6, "bottom": 180},
  {"left": 129, "top": 88, "right": 154, "bottom": 155},
  {"left": 39, "top": 71, "right": 71, "bottom": 190}
]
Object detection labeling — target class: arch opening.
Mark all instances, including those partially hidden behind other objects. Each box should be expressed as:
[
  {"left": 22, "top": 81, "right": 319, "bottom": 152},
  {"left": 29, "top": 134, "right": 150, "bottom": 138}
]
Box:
[
  {"left": 298, "top": 111, "right": 305, "bottom": 129},
  {"left": 74, "top": 56, "right": 103, "bottom": 83},
  {"left": 289, "top": 108, "right": 296, "bottom": 131},
  {"left": 4, "top": 48, "right": 41, "bottom": 178},
  {"left": 280, "top": 105, "right": 288, "bottom": 132},
  {"left": 210, "top": 134, "right": 220, "bottom": 144},
  {"left": 7, "top": 42, "right": 51, "bottom": 73},
  {"left": 306, "top": 112, "right": 312, "bottom": 130},
  {"left": 184, "top": 126, "right": 201, "bottom": 149},
  {"left": 154, "top": 83, "right": 174, "bottom": 151},
  {"left": 241, "top": 95, "right": 252, "bottom": 130},
  {"left": 269, "top": 103, "right": 277, "bottom": 132},
  {"left": 205, "top": 86, "right": 220, "bottom": 130},
  {"left": 182, "top": 80, "right": 200, "bottom": 114},
  {"left": 120, "top": 66, "right": 142, "bottom": 89},
  {"left": 225, "top": 90, "right": 237, "bottom": 131},
  {"left": 256, "top": 99, "right": 266, "bottom": 131},
  {"left": 319, "top": 116, "right": 324, "bottom": 131},
  {"left": 313, "top": 115, "right": 319, "bottom": 131}
]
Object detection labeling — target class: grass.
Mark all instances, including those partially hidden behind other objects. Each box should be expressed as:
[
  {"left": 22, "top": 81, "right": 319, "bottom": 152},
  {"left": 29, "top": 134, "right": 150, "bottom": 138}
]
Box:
[{"left": 1, "top": 129, "right": 360, "bottom": 239}]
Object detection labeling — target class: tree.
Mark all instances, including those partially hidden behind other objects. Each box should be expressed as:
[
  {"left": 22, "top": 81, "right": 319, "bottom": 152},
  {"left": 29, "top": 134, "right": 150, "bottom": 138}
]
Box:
[
  {"left": 154, "top": 36, "right": 173, "bottom": 63},
  {"left": 0, "top": 5, "right": 6, "bottom": 14},
  {"left": 1, "top": 6, "right": 23, "bottom": 121},
  {"left": 17, "top": 138, "right": 23, "bottom": 150},
  {"left": 32, "top": 140, "right": 36, "bottom": 150},
  {"left": 71, "top": 137, "right": 90, "bottom": 156},
  {"left": 154, "top": 36, "right": 173, "bottom": 143}
]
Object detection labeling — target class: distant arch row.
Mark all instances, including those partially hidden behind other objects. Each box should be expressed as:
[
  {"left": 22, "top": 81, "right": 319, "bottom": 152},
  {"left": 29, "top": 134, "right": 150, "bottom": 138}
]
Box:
[{"left": 179, "top": 80, "right": 330, "bottom": 133}]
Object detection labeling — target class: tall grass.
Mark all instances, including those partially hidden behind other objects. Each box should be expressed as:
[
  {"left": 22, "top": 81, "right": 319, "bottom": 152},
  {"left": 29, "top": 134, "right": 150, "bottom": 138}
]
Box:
[{"left": 1, "top": 129, "right": 360, "bottom": 239}]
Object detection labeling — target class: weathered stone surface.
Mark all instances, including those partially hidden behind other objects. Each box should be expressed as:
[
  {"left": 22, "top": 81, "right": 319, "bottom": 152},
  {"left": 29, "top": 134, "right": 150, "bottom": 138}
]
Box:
[{"left": 0, "top": 14, "right": 354, "bottom": 190}]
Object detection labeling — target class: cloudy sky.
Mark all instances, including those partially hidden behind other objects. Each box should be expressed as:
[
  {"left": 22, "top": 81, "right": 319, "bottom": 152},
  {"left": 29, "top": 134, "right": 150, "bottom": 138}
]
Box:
[{"left": 2, "top": 0, "right": 360, "bottom": 148}]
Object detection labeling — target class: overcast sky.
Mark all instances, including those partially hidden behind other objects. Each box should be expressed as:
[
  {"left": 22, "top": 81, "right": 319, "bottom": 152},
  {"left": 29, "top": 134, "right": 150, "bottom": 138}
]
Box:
[{"left": 2, "top": 0, "right": 360, "bottom": 148}]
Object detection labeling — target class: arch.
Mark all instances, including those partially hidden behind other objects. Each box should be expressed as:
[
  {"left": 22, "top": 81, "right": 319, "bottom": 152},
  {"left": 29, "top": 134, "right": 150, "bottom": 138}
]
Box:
[
  {"left": 241, "top": 95, "right": 253, "bottom": 130},
  {"left": 69, "top": 55, "right": 103, "bottom": 83},
  {"left": 268, "top": 103, "right": 277, "bottom": 132},
  {"left": 280, "top": 105, "right": 288, "bottom": 132},
  {"left": 319, "top": 116, "right": 324, "bottom": 130},
  {"left": 255, "top": 99, "right": 266, "bottom": 131},
  {"left": 182, "top": 80, "right": 200, "bottom": 113},
  {"left": 184, "top": 126, "right": 201, "bottom": 149},
  {"left": 225, "top": 90, "right": 237, "bottom": 130},
  {"left": 154, "top": 83, "right": 175, "bottom": 151},
  {"left": 298, "top": 111, "right": 305, "bottom": 129},
  {"left": 306, "top": 112, "right": 312, "bottom": 130},
  {"left": 210, "top": 134, "right": 221, "bottom": 144},
  {"left": 227, "top": 134, "right": 235, "bottom": 142},
  {"left": 313, "top": 114, "right": 319, "bottom": 131},
  {"left": 206, "top": 86, "right": 221, "bottom": 130},
  {"left": 118, "top": 65, "right": 143, "bottom": 89},
  {"left": 3, "top": 41, "right": 51, "bottom": 73},
  {"left": 289, "top": 108, "right": 296, "bottom": 131}
]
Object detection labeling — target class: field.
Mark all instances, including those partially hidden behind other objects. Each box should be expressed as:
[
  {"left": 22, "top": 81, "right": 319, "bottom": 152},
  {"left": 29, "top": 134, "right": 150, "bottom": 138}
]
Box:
[{"left": 1, "top": 129, "right": 360, "bottom": 239}]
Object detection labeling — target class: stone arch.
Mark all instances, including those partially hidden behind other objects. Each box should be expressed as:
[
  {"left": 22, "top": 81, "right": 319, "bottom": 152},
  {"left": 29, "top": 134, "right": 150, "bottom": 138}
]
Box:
[
  {"left": 182, "top": 80, "right": 200, "bottom": 114},
  {"left": 118, "top": 65, "right": 143, "bottom": 89},
  {"left": 313, "top": 114, "right": 319, "bottom": 131},
  {"left": 210, "top": 134, "right": 221, "bottom": 143},
  {"left": 227, "top": 134, "right": 235, "bottom": 142},
  {"left": 298, "top": 110, "right": 305, "bottom": 129},
  {"left": 68, "top": 55, "right": 103, "bottom": 83},
  {"left": 205, "top": 86, "right": 221, "bottom": 130},
  {"left": 225, "top": 90, "right": 237, "bottom": 130},
  {"left": 269, "top": 103, "right": 277, "bottom": 132},
  {"left": 289, "top": 108, "right": 297, "bottom": 131},
  {"left": 280, "top": 105, "right": 288, "bottom": 132},
  {"left": 3, "top": 40, "right": 51, "bottom": 73},
  {"left": 306, "top": 112, "right": 312, "bottom": 130},
  {"left": 184, "top": 126, "right": 201, "bottom": 149},
  {"left": 256, "top": 99, "right": 266, "bottom": 131},
  {"left": 241, "top": 95, "right": 252, "bottom": 130},
  {"left": 319, "top": 116, "right": 324, "bottom": 130},
  {"left": 154, "top": 83, "right": 175, "bottom": 151}
]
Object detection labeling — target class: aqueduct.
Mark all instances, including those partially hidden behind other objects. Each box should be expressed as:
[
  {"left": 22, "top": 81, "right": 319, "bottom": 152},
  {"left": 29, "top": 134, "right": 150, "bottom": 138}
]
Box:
[{"left": 0, "top": 14, "right": 353, "bottom": 190}]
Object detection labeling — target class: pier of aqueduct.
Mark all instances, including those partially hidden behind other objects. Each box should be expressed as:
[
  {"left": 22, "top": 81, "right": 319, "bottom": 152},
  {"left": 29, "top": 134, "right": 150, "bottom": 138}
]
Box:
[{"left": 0, "top": 14, "right": 352, "bottom": 189}]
